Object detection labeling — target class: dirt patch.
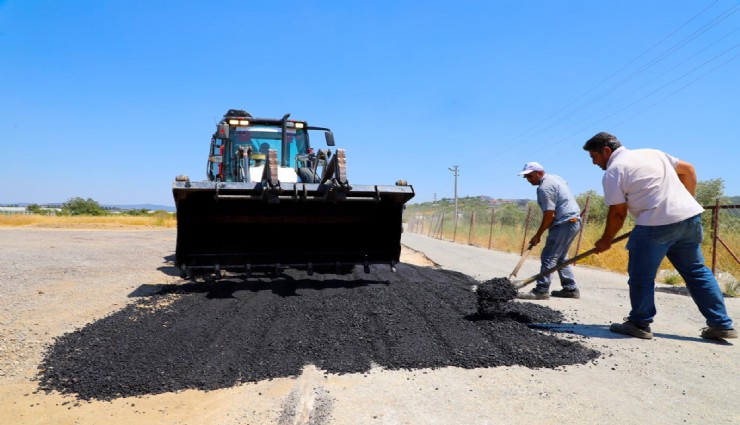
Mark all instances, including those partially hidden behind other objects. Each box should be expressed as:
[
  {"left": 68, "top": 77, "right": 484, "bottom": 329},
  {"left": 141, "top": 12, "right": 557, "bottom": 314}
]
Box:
[{"left": 400, "top": 244, "right": 438, "bottom": 267}]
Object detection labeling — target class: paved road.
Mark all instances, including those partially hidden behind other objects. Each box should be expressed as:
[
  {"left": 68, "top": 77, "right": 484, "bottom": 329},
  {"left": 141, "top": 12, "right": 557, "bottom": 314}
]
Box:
[
  {"left": 403, "top": 232, "right": 740, "bottom": 425},
  {"left": 2, "top": 228, "right": 738, "bottom": 425}
]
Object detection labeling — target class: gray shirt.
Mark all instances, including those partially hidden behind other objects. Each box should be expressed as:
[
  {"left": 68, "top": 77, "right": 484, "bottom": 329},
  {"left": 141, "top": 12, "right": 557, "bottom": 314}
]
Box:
[{"left": 536, "top": 173, "right": 580, "bottom": 226}]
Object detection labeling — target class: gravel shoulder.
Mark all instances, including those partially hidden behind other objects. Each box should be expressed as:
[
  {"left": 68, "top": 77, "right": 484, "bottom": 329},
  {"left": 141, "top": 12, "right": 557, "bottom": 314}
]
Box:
[{"left": 0, "top": 228, "right": 738, "bottom": 425}]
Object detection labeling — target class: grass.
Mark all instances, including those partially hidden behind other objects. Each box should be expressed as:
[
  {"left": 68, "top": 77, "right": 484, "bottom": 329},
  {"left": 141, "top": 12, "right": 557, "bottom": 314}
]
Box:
[
  {"left": 660, "top": 270, "right": 684, "bottom": 286},
  {"left": 0, "top": 214, "right": 176, "bottom": 228},
  {"left": 723, "top": 280, "right": 740, "bottom": 297},
  {"left": 411, "top": 214, "right": 739, "bottom": 295}
]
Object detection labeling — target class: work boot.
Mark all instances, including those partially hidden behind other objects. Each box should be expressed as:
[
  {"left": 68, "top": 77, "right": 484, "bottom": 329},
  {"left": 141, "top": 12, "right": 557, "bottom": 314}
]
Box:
[
  {"left": 700, "top": 327, "right": 738, "bottom": 340},
  {"left": 516, "top": 290, "right": 550, "bottom": 300},
  {"left": 551, "top": 288, "right": 580, "bottom": 299},
  {"left": 610, "top": 319, "right": 653, "bottom": 339}
]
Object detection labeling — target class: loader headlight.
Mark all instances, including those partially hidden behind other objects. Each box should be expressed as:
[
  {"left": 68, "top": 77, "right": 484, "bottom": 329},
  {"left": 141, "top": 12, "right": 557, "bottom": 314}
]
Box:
[
  {"left": 228, "top": 119, "right": 239, "bottom": 125},
  {"left": 239, "top": 119, "right": 250, "bottom": 125},
  {"left": 294, "top": 122, "right": 304, "bottom": 129}
]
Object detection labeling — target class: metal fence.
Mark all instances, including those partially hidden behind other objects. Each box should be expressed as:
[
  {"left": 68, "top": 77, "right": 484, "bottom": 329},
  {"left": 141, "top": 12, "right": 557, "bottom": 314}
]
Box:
[
  {"left": 406, "top": 202, "right": 740, "bottom": 293},
  {"left": 707, "top": 202, "right": 740, "bottom": 291}
]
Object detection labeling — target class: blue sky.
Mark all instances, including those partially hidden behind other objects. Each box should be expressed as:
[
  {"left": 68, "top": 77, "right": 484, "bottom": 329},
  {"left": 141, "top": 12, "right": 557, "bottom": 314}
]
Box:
[{"left": 1, "top": 0, "right": 739, "bottom": 207}]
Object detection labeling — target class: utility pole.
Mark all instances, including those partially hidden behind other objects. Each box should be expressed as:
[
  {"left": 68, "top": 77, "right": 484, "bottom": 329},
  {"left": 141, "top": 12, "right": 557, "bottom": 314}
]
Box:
[{"left": 448, "top": 165, "right": 459, "bottom": 226}]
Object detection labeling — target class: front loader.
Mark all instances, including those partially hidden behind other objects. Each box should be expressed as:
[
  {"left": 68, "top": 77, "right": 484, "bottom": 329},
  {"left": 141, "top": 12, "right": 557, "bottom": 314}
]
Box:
[{"left": 172, "top": 109, "right": 415, "bottom": 279}]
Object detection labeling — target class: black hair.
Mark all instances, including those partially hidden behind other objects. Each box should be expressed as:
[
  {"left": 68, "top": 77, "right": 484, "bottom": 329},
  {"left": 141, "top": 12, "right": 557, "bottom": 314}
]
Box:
[{"left": 583, "top": 132, "right": 622, "bottom": 152}]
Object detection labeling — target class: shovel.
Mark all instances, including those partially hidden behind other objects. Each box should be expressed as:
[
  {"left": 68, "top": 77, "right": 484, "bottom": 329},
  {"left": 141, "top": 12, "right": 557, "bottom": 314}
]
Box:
[
  {"left": 509, "top": 242, "right": 534, "bottom": 279},
  {"left": 512, "top": 232, "right": 632, "bottom": 290}
]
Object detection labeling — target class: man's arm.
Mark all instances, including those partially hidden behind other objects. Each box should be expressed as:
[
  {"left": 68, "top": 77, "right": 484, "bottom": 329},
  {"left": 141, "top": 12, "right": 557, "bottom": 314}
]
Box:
[
  {"left": 675, "top": 160, "right": 697, "bottom": 196},
  {"left": 595, "top": 203, "right": 627, "bottom": 253},
  {"left": 530, "top": 210, "right": 555, "bottom": 246}
]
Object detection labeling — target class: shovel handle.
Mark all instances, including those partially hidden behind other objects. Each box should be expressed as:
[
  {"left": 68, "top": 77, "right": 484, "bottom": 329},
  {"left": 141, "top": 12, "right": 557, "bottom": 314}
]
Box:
[
  {"left": 514, "top": 231, "right": 631, "bottom": 289},
  {"left": 509, "top": 243, "right": 534, "bottom": 279}
]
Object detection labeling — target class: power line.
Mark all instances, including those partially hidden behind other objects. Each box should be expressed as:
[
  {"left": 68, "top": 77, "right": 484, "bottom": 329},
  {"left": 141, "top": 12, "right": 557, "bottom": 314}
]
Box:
[
  {"left": 511, "top": 26, "right": 740, "bottom": 155},
  {"left": 577, "top": 3, "right": 740, "bottom": 110},
  {"left": 496, "top": 40, "right": 740, "bottom": 172},
  {"left": 501, "top": 0, "right": 724, "bottom": 149},
  {"left": 611, "top": 47, "right": 740, "bottom": 130},
  {"left": 488, "top": 1, "right": 740, "bottom": 171}
]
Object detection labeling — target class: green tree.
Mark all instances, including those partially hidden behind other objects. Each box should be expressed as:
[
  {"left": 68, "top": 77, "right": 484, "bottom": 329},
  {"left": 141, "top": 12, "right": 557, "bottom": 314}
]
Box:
[
  {"left": 695, "top": 178, "right": 726, "bottom": 207},
  {"left": 61, "top": 197, "right": 106, "bottom": 216},
  {"left": 576, "top": 190, "right": 607, "bottom": 223},
  {"left": 125, "top": 208, "right": 150, "bottom": 216},
  {"left": 525, "top": 200, "right": 542, "bottom": 227},
  {"left": 496, "top": 202, "right": 526, "bottom": 226},
  {"left": 26, "top": 203, "right": 43, "bottom": 214}
]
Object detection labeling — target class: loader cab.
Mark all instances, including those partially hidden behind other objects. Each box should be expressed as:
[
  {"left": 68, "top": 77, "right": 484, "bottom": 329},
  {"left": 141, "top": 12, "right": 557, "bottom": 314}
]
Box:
[
  {"left": 234, "top": 126, "right": 310, "bottom": 169},
  {"left": 207, "top": 120, "right": 312, "bottom": 182}
]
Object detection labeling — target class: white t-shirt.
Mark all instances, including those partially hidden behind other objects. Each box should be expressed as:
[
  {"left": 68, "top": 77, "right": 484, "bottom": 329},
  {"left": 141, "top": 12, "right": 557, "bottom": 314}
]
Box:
[{"left": 602, "top": 147, "right": 704, "bottom": 226}]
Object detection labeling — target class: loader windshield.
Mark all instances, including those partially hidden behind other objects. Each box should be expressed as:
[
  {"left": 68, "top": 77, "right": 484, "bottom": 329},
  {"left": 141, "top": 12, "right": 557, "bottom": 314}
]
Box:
[{"left": 233, "top": 126, "right": 309, "bottom": 168}]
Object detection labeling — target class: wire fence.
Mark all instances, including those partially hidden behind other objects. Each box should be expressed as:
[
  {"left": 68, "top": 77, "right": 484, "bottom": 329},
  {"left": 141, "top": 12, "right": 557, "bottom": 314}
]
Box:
[
  {"left": 707, "top": 202, "right": 740, "bottom": 293},
  {"left": 406, "top": 201, "right": 740, "bottom": 295}
]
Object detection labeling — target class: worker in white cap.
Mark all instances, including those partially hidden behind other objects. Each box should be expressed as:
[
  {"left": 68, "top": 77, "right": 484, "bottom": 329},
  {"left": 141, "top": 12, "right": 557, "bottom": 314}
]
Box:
[{"left": 517, "top": 162, "right": 582, "bottom": 300}]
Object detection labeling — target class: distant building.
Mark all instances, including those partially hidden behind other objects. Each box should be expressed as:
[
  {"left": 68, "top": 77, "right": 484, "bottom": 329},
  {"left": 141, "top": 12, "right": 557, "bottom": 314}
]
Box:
[{"left": 0, "top": 206, "right": 28, "bottom": 215}]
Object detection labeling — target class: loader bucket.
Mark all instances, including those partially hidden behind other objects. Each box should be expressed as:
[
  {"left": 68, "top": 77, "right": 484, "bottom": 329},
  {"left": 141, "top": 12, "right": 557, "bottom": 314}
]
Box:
[{"left": 172, "top": 180, "right": 415, "bottom": 276}]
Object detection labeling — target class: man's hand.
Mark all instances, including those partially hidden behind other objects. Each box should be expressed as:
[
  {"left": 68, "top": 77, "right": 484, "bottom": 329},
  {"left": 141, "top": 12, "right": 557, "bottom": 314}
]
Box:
[
  {"left": 594, "top": 237, "right": 612, "bottom": 253},
  {"left": 531, "top": 210, "right": 555, "bottom": 248}
]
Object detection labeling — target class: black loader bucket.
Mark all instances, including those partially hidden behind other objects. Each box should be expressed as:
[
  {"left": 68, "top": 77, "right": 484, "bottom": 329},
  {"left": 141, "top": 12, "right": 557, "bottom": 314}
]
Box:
[{"left": 172, "top": 180, "right": 415, "bottom": 277}]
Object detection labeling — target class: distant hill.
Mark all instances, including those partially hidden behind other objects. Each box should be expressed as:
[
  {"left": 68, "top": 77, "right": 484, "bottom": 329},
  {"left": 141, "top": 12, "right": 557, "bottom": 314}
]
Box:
[
  {"left": 407, "top": 196, "right": 532, "bottom": 211},
  {"left": 106, "top": 204, "right": 176, "bottom": 212}
]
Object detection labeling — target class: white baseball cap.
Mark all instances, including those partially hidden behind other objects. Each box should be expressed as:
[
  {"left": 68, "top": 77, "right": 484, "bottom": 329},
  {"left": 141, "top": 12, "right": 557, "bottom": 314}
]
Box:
[{"left": 518, "top": 162, "right": 544, "bottom": 175}]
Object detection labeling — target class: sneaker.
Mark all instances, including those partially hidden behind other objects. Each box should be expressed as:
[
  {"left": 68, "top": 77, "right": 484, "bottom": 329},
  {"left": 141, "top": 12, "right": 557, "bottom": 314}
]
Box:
[
  {"left": 700, "top": 327, "right": 738, "bottom": 340},
  {"left": 610, "top": 320, "right": 653, "bottom": 339},
  {"left": 516, "top": 290, "right": 550, "bottom": 300},
  {"left": 551, "top": 288, "right": 580, "bottom": 299}
]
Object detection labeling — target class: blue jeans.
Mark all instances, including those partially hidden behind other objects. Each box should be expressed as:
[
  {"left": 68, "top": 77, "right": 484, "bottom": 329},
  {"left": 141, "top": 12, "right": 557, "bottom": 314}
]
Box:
[
  {"left": 535, "top": 219, "right": 580, "bottom": 292},
  {"left": 626, "top": 214, "right": 733, "bottom": 329}
]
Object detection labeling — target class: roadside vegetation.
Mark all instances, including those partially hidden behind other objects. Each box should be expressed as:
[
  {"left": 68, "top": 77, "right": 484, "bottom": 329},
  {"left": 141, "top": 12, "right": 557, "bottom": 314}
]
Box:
[
  {"left": 0, "top": 197, "right": 176, "bottom": 228},
  {"left": 2, "top": 189, "right": 737, "bottom": 295},
  {"left": 405, "top": 178, "right": 740, "bottom": 296}
]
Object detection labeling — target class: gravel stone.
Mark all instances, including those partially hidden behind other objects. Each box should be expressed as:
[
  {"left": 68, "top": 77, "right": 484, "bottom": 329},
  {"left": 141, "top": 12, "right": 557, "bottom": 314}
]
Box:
[
  {"left": 475, "top": 279, "right": 564, "bottom": 323},
  {"left": 38, "top": 264, "right": 599, "bottom": 401}
]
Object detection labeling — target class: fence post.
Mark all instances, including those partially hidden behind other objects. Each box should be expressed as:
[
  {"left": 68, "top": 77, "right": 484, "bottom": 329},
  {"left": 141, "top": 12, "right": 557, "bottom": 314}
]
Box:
[
  {"left": 438, "top": 214, "right": 445, "bottom": 240},
  {"left": 488, "top": 208, "right": 495, "bottom": 250},
  {"left": 453, "top": 211, "right": 460, "bottom": 243},
  {"left": 712, "top": 199, "right": 720, "bottom": 275},
  {"left": 573, "top": 194, "right": 590, "bottom": 263},
  {"left": 427, "top": 214, "right": 436, "bottom": 237},
  {"left": 468, "top": 210, "right": 476, "bottom": 246},
  {"left": 521, "top": 204, "right": 532, "bottom": 255}
]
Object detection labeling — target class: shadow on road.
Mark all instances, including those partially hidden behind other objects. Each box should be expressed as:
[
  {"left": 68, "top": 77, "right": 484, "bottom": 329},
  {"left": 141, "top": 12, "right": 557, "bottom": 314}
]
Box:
[{"left": 532, "top": 323, "right": 733, "bottom": 345}]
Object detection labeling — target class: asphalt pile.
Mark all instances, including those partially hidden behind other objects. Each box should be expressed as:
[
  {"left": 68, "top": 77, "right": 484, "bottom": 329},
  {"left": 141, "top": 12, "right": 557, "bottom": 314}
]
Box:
[
  {"left": 38, "top": 264, "right": 599, "bottom": 401},
  {"left": 475, "top": 278, "right": 563, "bottom": 323}
]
